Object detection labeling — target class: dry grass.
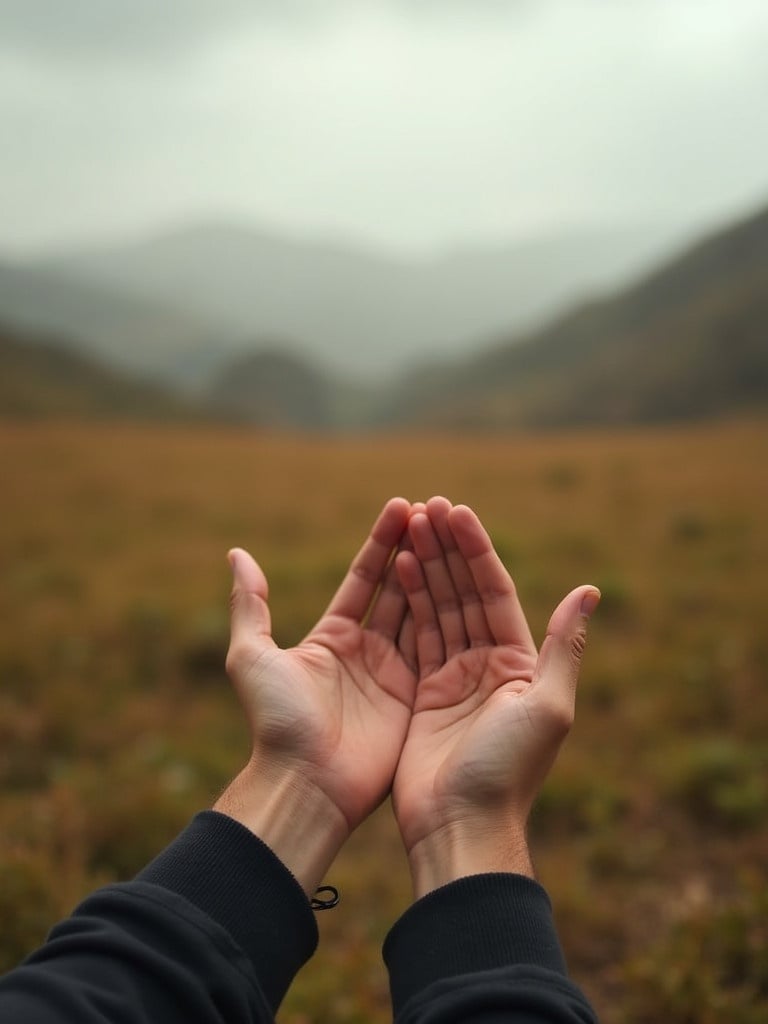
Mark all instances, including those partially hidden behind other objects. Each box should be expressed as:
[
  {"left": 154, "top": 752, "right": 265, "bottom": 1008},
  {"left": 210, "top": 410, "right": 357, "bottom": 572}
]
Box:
[{"left": 1, "top": 417, "right": 767, "bottom": 1023}]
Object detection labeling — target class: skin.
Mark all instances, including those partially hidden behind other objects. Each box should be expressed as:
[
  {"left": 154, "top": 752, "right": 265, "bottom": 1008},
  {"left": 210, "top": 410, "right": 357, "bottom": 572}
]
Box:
[
  {"left": 215, "top": 497, "right": 419, "bottom": 895},
  {"left": 215, "top": 496, "right": 599, "bottom": 900},
  {"left": 393, "top": 497, "right": 600, "bottom": 897}
]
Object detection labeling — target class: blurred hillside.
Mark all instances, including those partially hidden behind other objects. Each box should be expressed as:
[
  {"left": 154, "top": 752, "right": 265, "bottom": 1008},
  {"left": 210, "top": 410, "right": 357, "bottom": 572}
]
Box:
[
  {"left": 207, "top": 347, "right": 333, "bottom": 429},
  {"left": 387, "top": 204, "right": 768, "bottom": 427},
  {"left": 1, "top": 203, "right": 767, "bottom": 427},
  {"left": 0, "top": 324, "right": 200, "bottom": 420},
  {"left": 0, "top": 260, "right": 222, "bottom": 388},
  {"left": 7, "top": 221, "right": 677, "bottom": 382}
]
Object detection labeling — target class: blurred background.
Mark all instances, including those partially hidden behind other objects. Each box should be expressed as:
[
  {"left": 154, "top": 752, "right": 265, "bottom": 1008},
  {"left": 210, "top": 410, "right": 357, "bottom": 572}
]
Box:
[{"left": 1, "top": 3, "right": 767, "bottom": 1022}]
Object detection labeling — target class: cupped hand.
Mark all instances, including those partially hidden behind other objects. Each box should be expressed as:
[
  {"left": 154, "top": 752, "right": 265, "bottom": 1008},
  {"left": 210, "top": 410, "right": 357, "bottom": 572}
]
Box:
[
  {"left": 215, "top": 497, "right": 418, "bottom": 892},
  {"left": 392, "top": 497, "right": 600, "bottom": 895}
]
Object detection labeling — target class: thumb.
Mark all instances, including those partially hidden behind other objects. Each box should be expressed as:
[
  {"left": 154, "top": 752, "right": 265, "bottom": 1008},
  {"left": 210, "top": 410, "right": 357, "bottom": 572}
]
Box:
[
  {"left": 531, "top": 585, "right": 600, "bottom": 717},
  {"left": 227, "top": 547, "right": 274, "bottom": 654}
]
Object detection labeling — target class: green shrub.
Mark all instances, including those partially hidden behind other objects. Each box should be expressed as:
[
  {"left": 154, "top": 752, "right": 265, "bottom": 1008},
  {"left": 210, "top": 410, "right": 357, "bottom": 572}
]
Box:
[
  {"left": 532, "top": 773, "right": 628, "bottom": 836},
  {"left": 541, "top": 462, "right": 583, "bottom": 490},
  {"left": 593, "top": 573, "right": 634, "bottom": 622},
  {"left": 180, "top": 606, "right": 228, "bottom": 686},
  {"left": 664, "top": 739, "right": 767, "bottom": 831},
  {"left": 670, "top": 512, "right": 710, "bottom": 542}
]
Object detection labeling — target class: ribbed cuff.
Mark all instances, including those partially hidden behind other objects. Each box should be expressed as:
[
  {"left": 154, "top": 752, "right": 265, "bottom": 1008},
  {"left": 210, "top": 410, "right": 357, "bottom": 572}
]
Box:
[
  {"left": 136, "top": 810, "right": 318, "bottom": 1010},
  {"left": 383, "top": 873, "right": 567, "bottom": 1015}
]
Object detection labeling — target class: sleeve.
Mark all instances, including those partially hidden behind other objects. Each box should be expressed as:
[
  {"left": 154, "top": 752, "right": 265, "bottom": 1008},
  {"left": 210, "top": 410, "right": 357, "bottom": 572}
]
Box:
[
  {"left": 383, "top": 873, "right": 598, "bottom": 1023},
  {"left": 0, "top": 811, "right": 318, "bottom": 1024}
]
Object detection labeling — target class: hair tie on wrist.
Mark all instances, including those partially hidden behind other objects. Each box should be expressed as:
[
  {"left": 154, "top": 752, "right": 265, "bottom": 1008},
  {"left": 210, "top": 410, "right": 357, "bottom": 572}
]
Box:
[{"left": 311, "top": 885, "right": 340, "bottom": 910}]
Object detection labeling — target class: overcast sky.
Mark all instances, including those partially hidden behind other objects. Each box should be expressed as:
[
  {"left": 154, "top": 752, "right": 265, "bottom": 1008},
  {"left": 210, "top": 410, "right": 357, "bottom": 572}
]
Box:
[{"left": 2, "top": 0, "right": 768, "bottom": 256}]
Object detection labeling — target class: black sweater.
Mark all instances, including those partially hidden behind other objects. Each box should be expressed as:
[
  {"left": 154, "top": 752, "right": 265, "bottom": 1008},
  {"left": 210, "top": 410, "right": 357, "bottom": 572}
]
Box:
[{"left": 0, "top": 811, "right": 597, "bottom": 1022}]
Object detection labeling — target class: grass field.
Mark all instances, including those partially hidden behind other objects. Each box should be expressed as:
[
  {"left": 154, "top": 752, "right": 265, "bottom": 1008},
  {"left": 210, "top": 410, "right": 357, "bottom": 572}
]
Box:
[{"left": 1, "top": 418, "right": 767, "bottom": 1023}]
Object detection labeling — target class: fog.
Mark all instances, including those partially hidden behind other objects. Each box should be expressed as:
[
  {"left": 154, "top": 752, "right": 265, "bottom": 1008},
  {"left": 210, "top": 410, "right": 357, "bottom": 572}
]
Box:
[{"left": 2, "top": 0, "right": 768, "bottom": 255}]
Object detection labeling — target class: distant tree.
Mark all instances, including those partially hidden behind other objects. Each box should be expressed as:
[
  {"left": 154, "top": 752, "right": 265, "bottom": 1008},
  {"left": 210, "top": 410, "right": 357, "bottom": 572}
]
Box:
[{"left": 208, "top": 343, "right": 333, "bottom": 428}]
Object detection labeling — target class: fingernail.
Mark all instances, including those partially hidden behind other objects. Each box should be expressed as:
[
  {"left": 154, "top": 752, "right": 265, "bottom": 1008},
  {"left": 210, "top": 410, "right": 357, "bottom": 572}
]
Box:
[
  {"left": 227, "top": 549, "right": 238, "bottom": 571},
  {"left": 580, "top": 589, "right": 601, "bottom": 618}
]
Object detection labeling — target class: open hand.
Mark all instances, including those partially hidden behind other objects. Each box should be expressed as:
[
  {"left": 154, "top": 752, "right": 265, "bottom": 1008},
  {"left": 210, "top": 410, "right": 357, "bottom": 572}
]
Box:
[
  {"left": 215, "top": 497, "right": 418, "bottom": 892},
  {"left": 392, "top": 497, "right": 600, "bottom": 895}
]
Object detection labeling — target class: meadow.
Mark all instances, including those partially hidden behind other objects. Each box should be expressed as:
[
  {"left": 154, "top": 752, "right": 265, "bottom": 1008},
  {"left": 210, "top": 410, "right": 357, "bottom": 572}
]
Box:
[{"left": 1, "top": 417, "right": 766, "bottom": 1023}]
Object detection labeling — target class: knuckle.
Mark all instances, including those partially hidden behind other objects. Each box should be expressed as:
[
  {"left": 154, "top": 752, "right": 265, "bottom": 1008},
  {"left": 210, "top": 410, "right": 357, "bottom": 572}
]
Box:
[
  {"left": 434, "top": 595, "right": 461, "bottom": 615},
  {"left": 479, "top": 581, "right": 515, "bottom": 605},
  {"left": 455, "top": 581, "right": 480, "bottom": 603},
  {"left": 569, "top": 625, "right": 588, "bottom": 664},
  {"left": 542, "top": 696, "right": 575, "bottom": 737},
  {"left": 225, "top": 642, "right": 247, "bottom": 678},
  {"left": 351, "top": 559, "right": 380, "bottom": 586}
]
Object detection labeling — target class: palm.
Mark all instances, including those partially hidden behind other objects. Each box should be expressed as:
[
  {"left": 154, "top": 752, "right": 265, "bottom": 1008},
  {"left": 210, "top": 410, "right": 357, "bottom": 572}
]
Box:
[
  {"left": 394, "top": 644, "right": 540, "bottom": 851},
  {"left": 243, "top": 617, "right": 415, "bottom": 827}
]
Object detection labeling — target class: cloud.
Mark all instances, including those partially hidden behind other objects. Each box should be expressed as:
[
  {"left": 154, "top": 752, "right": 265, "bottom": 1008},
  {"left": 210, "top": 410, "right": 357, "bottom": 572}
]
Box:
[
  {"left": 1, "top": 1, "right": 768, "bottom": 252},
  {"left": 0, "top": 0, "right": 312, "bottom": 61},
  {"left": 0, "top": 1, "right": 552, "bottom": 62}
]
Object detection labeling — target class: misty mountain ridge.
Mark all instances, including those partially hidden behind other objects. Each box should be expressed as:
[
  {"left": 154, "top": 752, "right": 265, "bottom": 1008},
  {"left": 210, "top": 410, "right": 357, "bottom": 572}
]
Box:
[
  {"left": 0, "top": 321, "right": 200, "bottom": 420},
  {"left": 2, "top": 203, "right": 766, "bottom": 428},
  {"left": 385, "top": 202, "right": 768, "bottom": 427},
  {"left": 29, "top": 218, "right": 684, "bottom": 380},
  {"left": 0, "top": 258, "right": 226, "bottom": 388}
]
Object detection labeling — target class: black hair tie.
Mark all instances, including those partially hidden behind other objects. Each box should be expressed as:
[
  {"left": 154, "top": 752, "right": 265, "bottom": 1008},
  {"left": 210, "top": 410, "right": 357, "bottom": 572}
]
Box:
[{"left": 311, "top": 885, "right": 340, "bottom": 910}]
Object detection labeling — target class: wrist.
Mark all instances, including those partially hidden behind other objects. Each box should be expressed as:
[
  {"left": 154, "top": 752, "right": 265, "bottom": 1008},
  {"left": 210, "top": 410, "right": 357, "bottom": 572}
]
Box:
[
  {"left": 407, "top": 818, "right": 534, "bottom": 899},
  {"left": 214, "top": 758, "right": 349, "bottom": 897}
]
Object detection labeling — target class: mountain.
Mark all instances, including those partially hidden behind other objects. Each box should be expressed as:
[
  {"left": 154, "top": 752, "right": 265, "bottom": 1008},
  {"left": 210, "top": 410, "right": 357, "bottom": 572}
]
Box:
[
  {"left": 207, "top": 345, "right": 333, "bottom": 428},
  {"left": 0, "top": 323, "right": 203, "bottom": 419},
  {"left": 382, "top": 203, "right": 768, "bottom": 427},
  {"left": 0, "top": 259, "right": 231, "bottom": 388},
  {"left": 32, "top": 220, "right": 681, "bottom": 380},
  {"left": 5, "top": 207, "right": 763, "bottom": 430},
  {"left": 206, "top": 342, "right": 385, "bottom": 428}
]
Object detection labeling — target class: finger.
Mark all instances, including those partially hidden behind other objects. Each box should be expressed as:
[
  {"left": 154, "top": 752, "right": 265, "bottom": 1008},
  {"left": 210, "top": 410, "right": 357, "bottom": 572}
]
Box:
[
  {"left": 532, "top": 585, "right": 601, "bottom": 714},
  {"left": 228, "top": 548, "right": 271, "bottom": 638},
  {"left": 398, "top": 610, "right": 418, "bottom": 674},
  {"left": 227, "top": 548, "right": 276, "bottom": 670},
  {"left": 366, "top": 525, "right": 414, "bottom": 640},
  {"left": 324, "top": 497, "right": 410, "bottom": 621},
  {"left": 409, "top": 511, "right": 468, "bottom": 657},
  {"left": 447, "top": 504, "right": 536, "bottom": 653},
  {"left": 426, "top": 496, "right": 492, "bottom": 646},
  {"left": 395, "top": 549, "right": 445, "bottom": 675}
]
